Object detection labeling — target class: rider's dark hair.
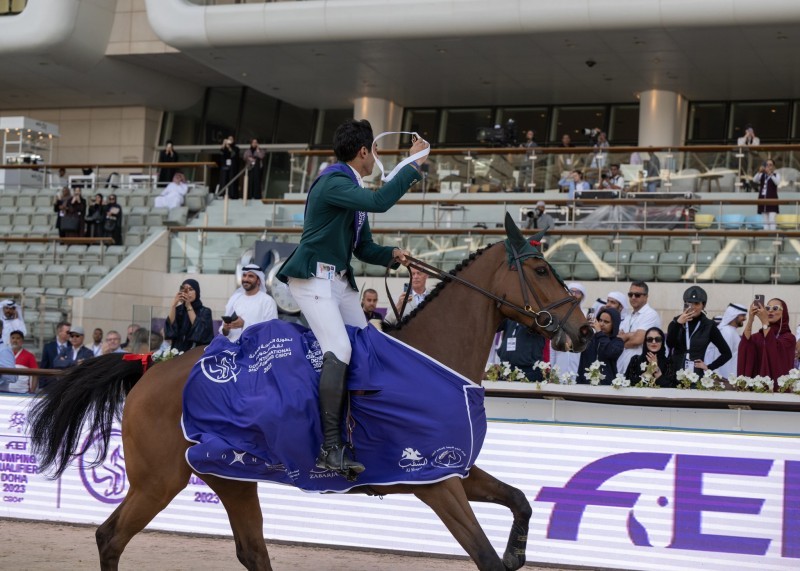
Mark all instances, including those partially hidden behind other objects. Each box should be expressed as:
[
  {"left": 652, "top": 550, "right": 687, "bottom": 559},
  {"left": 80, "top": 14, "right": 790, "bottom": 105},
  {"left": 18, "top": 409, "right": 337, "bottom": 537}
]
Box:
[{"left": 333, "top": 119, "right": 373, "bottom": 163}]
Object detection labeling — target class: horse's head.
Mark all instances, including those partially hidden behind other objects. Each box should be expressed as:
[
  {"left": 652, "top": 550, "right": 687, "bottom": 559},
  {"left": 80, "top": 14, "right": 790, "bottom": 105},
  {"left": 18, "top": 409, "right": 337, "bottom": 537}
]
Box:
[{"left": 497, "top": 212, "right": 593, "bottom": 352}]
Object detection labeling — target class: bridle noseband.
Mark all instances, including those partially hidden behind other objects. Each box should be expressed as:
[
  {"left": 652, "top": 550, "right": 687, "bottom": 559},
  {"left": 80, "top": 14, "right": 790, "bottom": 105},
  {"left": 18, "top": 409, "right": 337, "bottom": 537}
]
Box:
[{"left": 386, "top": 243, "right": 580, "bottom": 335}]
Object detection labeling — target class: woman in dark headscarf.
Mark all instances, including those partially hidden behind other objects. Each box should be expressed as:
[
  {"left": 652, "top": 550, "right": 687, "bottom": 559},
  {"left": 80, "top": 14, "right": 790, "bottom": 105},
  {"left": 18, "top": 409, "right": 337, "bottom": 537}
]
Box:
[
  {"left": 577, "top": 307, "right": 623, "bottom": 385},
  {"left": 625, "top": 326, "right": 675, "bottom": 387},
  {"left": 164, "top": 279, "right": 214, "bottom": 352},
  {"left": 738, "top": 297, "right": 796, "bottom": 389}
]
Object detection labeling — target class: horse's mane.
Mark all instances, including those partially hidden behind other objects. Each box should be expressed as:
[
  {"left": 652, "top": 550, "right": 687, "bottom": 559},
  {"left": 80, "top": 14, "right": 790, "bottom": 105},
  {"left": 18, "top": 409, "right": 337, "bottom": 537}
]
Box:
[{"left": 384, "top": 242, "right": 496, "bottom": 332}]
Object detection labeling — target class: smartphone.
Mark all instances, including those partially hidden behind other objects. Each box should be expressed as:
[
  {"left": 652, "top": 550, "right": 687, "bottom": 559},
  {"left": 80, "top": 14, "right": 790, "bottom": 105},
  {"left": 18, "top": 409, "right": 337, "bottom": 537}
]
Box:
[
  {"left": 586, "top": 308, "right": 595, "bottom": 321},
  {"left": 683, "top": 302, "right": 691, "bottom": 310},
  {"left": 221, "top": 311, "right": 238, "bottom": 324},
  {"left": 754, "top": 294, "right": 765, "bottom": 306},
  {"left": 403, "top": 283, "right": 409, "bottom": 293}
]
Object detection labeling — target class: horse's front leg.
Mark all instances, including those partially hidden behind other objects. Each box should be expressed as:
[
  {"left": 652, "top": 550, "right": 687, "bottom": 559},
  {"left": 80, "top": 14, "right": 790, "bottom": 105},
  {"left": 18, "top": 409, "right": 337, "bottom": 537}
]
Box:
[
  {"left": 461, "top": 465, "right": 531, "bottom": 571},
  {"left": 413, "top": 477, "right": 506, "bottom": 571}
]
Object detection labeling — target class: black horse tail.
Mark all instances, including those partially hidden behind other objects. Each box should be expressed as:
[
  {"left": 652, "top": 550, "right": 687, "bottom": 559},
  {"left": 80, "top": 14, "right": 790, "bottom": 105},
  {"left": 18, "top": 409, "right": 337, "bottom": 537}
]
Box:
[{"left": 28, "top": 353, "right": 146, "bottom": 478}]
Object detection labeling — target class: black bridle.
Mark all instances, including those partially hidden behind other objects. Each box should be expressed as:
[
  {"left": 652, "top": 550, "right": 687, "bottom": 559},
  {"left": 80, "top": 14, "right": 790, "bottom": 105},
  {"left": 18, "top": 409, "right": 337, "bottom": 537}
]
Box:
[{"left": 386, "top": 243, "right": 580, "bottom": 335}]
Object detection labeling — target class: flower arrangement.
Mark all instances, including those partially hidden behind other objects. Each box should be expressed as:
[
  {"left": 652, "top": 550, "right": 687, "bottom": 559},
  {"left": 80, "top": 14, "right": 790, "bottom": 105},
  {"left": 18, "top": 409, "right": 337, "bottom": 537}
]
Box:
[
  {"left": 634, "top": 360, "right": 660, "bottom": 388},
  {"left": 534, "top": 360, "right": 571, "bottom": 385},
  {"left": 610, "top": 373, "right": 630, "bottom": 389},
  {"left": 151, "top": 347, "right": 183, "bottom": 364},
  {"left": 584, "top": 360, "right": 606, "bottom": 386},
  {"left": 675, "top": 368, "right": 699, "bottom": 389},
  {"left": 728, "top": 374, "right": 773, "bottom": 393},
  {"left": 777, "top": 369, "right": 800, "bottom": 394},
  {"left": 485, "top": 362, "right": 529, "bottom": 383}
]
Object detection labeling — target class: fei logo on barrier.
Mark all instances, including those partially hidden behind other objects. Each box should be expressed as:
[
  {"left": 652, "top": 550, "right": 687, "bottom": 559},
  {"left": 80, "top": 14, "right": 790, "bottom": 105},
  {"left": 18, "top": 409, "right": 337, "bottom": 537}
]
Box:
[{"left": 535, "top": 452, "right": 800, "bottom": 559}]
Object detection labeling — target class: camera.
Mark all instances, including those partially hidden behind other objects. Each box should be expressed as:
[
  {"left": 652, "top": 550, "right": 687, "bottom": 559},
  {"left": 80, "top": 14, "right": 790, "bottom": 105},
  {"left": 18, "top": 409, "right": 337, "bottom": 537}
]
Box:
[{"left": 585, "top": 60, "right": 597, "bottom": 68}]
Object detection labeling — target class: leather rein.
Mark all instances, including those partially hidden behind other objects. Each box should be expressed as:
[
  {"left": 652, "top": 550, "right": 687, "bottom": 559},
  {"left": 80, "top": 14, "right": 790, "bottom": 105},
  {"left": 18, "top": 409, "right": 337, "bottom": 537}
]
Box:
[{"left": 385, "top": 245, "right": 579, "bottom": 334}]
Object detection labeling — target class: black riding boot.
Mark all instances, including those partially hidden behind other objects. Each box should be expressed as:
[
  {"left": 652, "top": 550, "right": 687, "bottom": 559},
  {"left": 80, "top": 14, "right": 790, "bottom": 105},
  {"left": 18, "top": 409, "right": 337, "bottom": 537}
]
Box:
[{"left": 315, "top": 351, "right": 365, "bottom": 479}]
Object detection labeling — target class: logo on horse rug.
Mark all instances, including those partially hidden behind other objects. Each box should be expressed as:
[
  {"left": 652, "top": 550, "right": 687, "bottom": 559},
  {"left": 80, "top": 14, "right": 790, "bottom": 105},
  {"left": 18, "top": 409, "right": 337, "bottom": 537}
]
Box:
[{"left": 181, "top": 320, "right": 486, "bottom": 493}]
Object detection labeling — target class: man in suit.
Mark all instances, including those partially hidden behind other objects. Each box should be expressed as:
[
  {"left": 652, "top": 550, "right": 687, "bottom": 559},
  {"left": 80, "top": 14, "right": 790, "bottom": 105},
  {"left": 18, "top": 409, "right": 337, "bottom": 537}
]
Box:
[
  {"left": 38, "top": 320, "right": 71, "bottom": 390},
  {"left": 278, "top": 118, "right": 428, "bottom": 478},
  {"left": 52, "top": 325, "right": 94, "bottom": 370}
]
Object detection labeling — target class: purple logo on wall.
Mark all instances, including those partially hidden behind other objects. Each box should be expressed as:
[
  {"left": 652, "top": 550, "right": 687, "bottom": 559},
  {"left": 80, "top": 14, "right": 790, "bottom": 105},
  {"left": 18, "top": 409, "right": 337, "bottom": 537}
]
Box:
[{"left": 79, "top": 428, "right": 127, "bottom": 504}]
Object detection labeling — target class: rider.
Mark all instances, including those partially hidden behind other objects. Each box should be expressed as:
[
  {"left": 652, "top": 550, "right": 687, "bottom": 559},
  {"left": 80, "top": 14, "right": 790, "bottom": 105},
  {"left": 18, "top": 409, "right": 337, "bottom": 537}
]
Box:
[{"left": 278, "top": 119, "right": 429, "bottom": 478}]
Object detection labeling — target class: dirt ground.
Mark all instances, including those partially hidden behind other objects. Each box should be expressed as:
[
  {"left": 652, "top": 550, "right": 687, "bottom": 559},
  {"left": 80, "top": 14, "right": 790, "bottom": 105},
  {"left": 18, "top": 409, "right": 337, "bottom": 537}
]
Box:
[{"left": 1, "top": 519, "right": 577, "bottom": 570}]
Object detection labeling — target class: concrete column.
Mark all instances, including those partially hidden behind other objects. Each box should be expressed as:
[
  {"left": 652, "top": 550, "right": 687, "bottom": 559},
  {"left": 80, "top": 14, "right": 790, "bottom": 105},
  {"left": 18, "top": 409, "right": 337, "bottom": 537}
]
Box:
[
  {"left": 353, "top": 97, "right": 403, "bottom": 149},
  {"left": 638, "top": 89, "right": 687, "bottom": 147}
]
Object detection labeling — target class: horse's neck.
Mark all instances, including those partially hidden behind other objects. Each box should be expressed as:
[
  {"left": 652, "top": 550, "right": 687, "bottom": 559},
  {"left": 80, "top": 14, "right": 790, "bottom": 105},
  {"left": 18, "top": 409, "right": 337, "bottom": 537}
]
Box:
[{"left": 393, "top": 259, "right": 503, "bottom": 383}]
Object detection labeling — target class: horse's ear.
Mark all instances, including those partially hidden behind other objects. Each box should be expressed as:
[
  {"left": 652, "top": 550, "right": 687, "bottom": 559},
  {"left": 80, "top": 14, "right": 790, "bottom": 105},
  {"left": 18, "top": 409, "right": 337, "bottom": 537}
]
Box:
[
  {"left": 504, "top": 212, "right": 527, "bottom": 250},
  {"left": 529, "top": 229, "right": 546, "bottom": 243}
]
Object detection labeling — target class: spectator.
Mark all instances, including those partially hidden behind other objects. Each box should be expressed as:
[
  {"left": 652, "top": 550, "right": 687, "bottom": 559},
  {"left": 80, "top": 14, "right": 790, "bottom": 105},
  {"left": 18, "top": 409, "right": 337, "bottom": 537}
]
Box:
[
  {"left": 666, "top": 286, "right": 732, "bottom": 377},
  {"left": 130, "top": 328, "right": 164, "bottom": 353},
  {"left": 85, "top": 193, "right": 105, "bottom": 238},
  {"left": 617, "top": 281, "right": 662, "bottom": 375},
  {"left": 604, "top": 291, "right": 627, "bottom": 317},
  {"left": 624, "top": 327, "right": 674, "bottom": 387},
  {"left": 556, "top": 133, "right": 579, "bottom": 176},
  {"left": 2, "top": 300, "right": 26, "bottom": 346},
  {"left": 520, "top": 130, "right": 537, "bottom": 148},
  {"left": 577, "top": 307, "right": 623, "bottom": 385},
  {"left": 361, "top": 288, "right": 381, "bottom": 322},
  {"left": 644, "top": 152, "right": 661, "bottom": 193},
  {"left": 165, "top": 278, "right": 214, "bottom": 352},
  {"left": 738, "top": 297, "right": 795, "bottom": 388},
  {"left": 385, "top": 267, "right": 432, "bottom": 325},
  {"left": 53, "top": 325, "right": 94, "bottom": 370},
  {"left": 243, "top": 138, "right": 266, "bottom": 200},
  {"left": 737, "top": 125, "right": 760, "bottom": 146},
  {"left": 753, "top": 158, "right": 780, "bottom": 230},
  {"left": 220, "top": 264, "right": 278, "bottom": 342},
  {"left": 495, "top": 319, "right": 546, "bottom": 382},
  {"left": 90, "top": 327, "right": 104, "bottom": 357},
  {"left": 40, "top": 320, "right": 71, "bottom": 374},
  {"left": 64, "top": 186, "right": 87, "bottom": 237},
  {"left": 525, "top": 201, "right": 555, "bottom": 231},
  {"left": 218, "top": 135, "right": 241, "bottom": 198},
  {"left": 705, "top": 303, "right": 747, "bottom": 379},
  {"left": 550, "top": 282, "right": 587, "bottom": 381},
  {"left": 157, "top": 140, "right": 180, "bottom": 186},
  {"left": 590, "top": 131, "right": 610, "bottom": 170},
  {"left": 607, "top": 163, "right": 625, "bottom": 190},
  {"left": 558, "top": 170, "right": 590, "bottom": 199},
  {"left": 102, "top": 330, "right": 125, "bottom": 355},
  {"left": 9, "top": 330, "right": 37, "bottom": 393},
  {"left": 54, "top": 187, "right": 71, "bottom": 238},
  {"left": 103, "top": 194, "right": 124, "bottom": 245},
  {"left": 120, "top": 323, "right": 141, "bottom": 350},
  {"left": 0, "top": 321, "right": 15, "bottom": 393},
  {"left": 53, "top": 167, "right": 69, "bottom": 189},
  {"left": 154, "top": 172, "right": 189, "bottom": 210}
]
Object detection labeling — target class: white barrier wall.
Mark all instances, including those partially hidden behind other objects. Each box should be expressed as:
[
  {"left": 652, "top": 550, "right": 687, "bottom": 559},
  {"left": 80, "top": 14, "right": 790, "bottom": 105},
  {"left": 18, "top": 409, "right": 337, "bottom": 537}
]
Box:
[{"left": 2, "top": 394, "right": 798, "bottom": 570}]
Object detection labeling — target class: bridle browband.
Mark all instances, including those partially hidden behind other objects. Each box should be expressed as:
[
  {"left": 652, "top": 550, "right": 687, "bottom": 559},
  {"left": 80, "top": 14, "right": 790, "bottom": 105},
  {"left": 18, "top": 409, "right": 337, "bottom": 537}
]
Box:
[{"left": 386, "top": 242, "right": 580, "bottom": 335}]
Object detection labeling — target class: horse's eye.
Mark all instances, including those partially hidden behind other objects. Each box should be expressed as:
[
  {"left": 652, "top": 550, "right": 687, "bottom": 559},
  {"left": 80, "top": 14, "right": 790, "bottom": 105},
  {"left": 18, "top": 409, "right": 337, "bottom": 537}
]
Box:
[{"left": 535, "top": 266, "right": 548, "bottom": 276}]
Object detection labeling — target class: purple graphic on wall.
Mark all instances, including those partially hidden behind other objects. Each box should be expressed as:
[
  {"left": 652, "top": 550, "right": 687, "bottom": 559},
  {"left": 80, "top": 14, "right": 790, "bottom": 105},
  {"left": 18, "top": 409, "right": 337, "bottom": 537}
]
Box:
[{"left": 78, "top": 428, "right": 127, "bottom": 504}]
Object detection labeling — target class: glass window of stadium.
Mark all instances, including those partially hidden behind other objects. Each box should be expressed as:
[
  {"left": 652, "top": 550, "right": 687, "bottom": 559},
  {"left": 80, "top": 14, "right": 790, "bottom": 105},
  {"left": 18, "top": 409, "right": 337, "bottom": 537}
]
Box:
[
  {"left": 687, "top": 102, "right": 727, "bottom": 142},
  {"left": 316, "top": 109, "right": 352, "bottom": 146},
  {"left": 550, "top": 106, "right": 607, "bottom": 145},
  {"left": 497, "top": 108, "right": 549, "bottom": 145},
  {"left": 204, "top": 87, "right": 243, "bottom": 145},
  {"left": 239, "top": 90, "right": 279, "bottom": 145},
  {"left": 403, "top": 109, "right": 439, "bottom": 145},
  {"left": 443, "top": 108, "right": 493, "bottom": 146},
  {"left": 609, "top": 105, "right": 639, "bottom": 145},
  {"left": 273, "top": 101, "right": 315, "bottom": 144},
  {"left": 730, "top": 101, "right": 790, "bottom": 143}
]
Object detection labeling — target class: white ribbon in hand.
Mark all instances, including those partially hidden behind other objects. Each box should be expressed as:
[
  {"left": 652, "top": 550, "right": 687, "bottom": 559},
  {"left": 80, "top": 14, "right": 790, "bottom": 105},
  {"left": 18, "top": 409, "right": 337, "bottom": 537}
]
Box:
[{"left": 372, "top": 131, "right": 430, "bottom": 182}]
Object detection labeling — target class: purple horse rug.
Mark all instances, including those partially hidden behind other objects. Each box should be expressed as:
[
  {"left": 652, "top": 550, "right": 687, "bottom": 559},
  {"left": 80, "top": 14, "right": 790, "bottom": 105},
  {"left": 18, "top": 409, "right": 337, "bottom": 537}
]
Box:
[{"left": 181, "top": 320, "right": 486, "bottom": 493}]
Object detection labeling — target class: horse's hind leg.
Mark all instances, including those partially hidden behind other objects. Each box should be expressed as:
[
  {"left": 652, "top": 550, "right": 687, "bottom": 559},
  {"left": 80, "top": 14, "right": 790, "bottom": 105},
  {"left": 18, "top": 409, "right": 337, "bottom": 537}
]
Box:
[
  {"left": 414, "top": 478, "right": 505, "bottom": 571},
  {"left": 95, "top": 481, "right": 187, "bottom": 571},
  {"left": 461, "top": 466, "right": 531, "bottom": 571},
  {"left": 202, "top": 475, "right": 272, "bottom": 571}
]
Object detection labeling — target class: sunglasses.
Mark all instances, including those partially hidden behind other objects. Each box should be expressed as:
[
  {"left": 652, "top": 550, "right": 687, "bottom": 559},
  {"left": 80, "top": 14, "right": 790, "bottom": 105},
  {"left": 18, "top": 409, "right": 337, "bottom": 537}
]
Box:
[
  {"left": 765, "top": 305, "right": 783, "bottom": 312},
  {"left": 69, "top": 333, "right": 84, "bottom": 338},
  {"left": 628, "top": 292, "right": 646, "bottom": 298},
  {"left": 646, "top": 336, "right": 663, "bottom": 343}
]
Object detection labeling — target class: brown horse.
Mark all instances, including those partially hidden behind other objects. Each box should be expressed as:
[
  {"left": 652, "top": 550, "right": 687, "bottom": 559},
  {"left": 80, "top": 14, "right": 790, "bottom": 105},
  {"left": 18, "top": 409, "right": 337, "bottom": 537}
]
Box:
[{"left": 28, "top": 214, "right": 592, "bottom": 571}]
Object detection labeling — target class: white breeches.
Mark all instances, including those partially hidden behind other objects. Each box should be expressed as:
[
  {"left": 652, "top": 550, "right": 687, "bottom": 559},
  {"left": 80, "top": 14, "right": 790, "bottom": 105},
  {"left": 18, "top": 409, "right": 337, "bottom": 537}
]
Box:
[
  {"left": 288, "top": 275, "right": 367, "bottom": 364},
  {"left": 762, "top": 211, "right": 777, "bottom": 230}
]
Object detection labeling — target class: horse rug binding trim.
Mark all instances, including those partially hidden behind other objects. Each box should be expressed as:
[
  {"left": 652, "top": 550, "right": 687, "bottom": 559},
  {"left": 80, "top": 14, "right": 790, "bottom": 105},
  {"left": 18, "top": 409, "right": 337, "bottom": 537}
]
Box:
[{"left": 181, "top": 320, "right": 486, "bottom": 493}]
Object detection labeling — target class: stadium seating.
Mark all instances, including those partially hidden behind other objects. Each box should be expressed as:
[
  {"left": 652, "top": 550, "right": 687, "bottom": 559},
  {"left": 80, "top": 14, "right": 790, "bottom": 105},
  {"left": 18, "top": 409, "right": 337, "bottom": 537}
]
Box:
[
  {"left": 628, "top": 251, "right": 658, "bottom": 282},
  {"left": 656, "top": 252, "right": 687, "bottom": 282},
  {"left": 743, "top": 253, "right": 774, "bottom": 284}
]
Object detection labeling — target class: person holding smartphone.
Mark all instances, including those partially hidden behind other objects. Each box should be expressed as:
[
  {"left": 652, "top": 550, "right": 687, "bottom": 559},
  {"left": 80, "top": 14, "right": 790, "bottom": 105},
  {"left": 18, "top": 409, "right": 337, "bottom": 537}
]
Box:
[
  {"left": 164, "top": 279, "right": 214, "bottom": 352},
  {"left": 753, "top": 158, "right": 780, "bottom": 230},
  {"left": 738, "top": 296, "right": 795, "bottom": 389},
  {"left": 384, "top": 268, "right": 432, "bottom": 325},
  {"left": 666, "top": 286, "right": 731, "bottom": 379}
]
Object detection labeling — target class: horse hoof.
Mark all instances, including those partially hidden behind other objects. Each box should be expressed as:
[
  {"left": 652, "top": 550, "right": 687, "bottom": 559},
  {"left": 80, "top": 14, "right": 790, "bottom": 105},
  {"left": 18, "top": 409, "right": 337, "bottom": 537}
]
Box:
[{"left": 502, "top": 552, "right": 525, "bottom": 571}]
